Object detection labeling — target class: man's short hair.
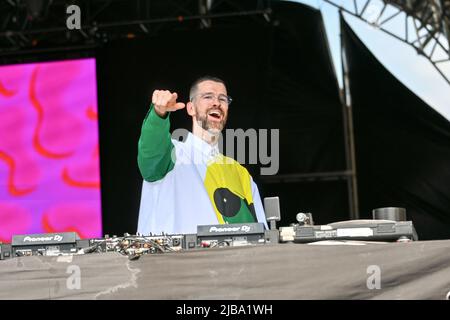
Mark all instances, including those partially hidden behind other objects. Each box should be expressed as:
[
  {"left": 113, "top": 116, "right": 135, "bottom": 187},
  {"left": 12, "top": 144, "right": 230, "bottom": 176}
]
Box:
[{"left": 189, "top": 76, "right": 227, "bottom": 101}]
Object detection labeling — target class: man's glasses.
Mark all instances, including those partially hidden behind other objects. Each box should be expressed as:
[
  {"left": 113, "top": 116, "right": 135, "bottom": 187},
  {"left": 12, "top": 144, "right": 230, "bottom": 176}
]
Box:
[{"left": 191, "top": 92, "right": 233, "bottom": 105}]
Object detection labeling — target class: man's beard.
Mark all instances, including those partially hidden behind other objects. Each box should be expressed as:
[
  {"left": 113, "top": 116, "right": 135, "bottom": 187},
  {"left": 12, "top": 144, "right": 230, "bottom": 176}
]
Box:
[{"left": 196, "top": 107, "right": 227, "bottom": 133}]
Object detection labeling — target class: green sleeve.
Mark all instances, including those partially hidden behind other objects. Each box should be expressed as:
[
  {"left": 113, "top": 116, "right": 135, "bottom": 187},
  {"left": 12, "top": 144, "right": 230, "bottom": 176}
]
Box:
[{"left": 137, "top": 104, "right": 176, "bottom": 182}]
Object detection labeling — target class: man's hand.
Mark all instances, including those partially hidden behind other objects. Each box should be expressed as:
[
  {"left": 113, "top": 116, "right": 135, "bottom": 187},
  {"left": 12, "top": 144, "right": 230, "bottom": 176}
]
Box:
[{"left": 152, "top": 90, "right": 186, "bottom": 117}]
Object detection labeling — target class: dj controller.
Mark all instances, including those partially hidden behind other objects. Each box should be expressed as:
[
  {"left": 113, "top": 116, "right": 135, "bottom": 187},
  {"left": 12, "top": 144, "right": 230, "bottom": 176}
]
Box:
[
  {"left": 0, "top": 202, "right": 418, "bottom": 261},
  {"left": 0, "top": 221, "right": 277, "bottom": 260}
]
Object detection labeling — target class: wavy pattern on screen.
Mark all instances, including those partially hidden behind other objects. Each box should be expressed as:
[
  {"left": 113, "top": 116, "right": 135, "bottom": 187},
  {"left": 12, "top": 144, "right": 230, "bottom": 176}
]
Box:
[{"left": 0, "top": 58, "right": 102, "bottom": 242}]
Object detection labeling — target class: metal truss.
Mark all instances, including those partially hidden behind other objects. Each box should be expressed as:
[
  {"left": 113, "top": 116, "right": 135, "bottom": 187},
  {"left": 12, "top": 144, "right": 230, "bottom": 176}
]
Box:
[
  {"left": 0, "top": 0, "right": 272, "bottom": 56},
  {"left": 324, "top": 0, "right": 450, "bottom": 85}
]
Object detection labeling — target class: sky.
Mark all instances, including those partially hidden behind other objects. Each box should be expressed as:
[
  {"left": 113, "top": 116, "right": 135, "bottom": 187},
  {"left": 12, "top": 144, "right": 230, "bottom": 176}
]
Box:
[{"left": 290, "top": 0, "right": 450, "bottom": 121}]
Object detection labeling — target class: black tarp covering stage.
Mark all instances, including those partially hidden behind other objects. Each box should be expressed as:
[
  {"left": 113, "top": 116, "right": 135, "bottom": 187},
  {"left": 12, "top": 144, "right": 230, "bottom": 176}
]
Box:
[
  {"left": 342, "top": 21, "right": 450, "bottom": 240},
  {"left": 1, "top": 240, "right": 450, "bottom": 299}
]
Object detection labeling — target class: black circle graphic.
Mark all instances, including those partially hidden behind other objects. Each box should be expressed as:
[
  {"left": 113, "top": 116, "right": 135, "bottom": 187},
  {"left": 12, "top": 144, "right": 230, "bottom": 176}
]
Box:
[{"left": 213, "top": 188, "right": 241, "bottom": 217}]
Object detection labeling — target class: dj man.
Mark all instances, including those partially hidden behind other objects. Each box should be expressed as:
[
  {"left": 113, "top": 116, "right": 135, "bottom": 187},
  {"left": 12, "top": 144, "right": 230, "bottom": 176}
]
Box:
[{"left": 137, "top": 76, "right": 267, "bottom": 234}]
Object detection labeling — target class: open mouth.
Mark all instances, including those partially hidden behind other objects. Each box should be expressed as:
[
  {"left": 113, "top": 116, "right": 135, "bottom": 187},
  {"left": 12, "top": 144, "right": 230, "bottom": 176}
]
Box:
[{"left": 207, "top": 110, "right": 222, "bottom": 121}]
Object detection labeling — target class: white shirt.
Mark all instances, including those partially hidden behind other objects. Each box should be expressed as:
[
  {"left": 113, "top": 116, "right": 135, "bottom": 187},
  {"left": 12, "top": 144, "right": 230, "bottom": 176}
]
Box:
[{"left": 137, "top": 132, "right": 267, "bottom": 235}]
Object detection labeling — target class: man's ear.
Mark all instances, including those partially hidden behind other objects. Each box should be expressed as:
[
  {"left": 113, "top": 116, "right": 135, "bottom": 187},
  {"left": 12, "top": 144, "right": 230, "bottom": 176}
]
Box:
[{"left": 186, "top": 101, "right": 195, "bottom": 116}]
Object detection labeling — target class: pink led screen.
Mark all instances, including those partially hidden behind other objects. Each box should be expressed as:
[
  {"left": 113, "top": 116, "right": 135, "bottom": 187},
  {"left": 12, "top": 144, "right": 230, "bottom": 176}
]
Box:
[{"left": 0, "top": 58, "right": 102, "bottom": 242}]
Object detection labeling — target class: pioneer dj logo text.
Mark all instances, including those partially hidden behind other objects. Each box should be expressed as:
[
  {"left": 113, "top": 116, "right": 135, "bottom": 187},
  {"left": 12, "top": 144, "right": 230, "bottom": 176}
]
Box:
[
  {"left": 23, "top": 235, "right": 63, "bottom": 242},
  {"left": 209, "top": 226, "right": 251, "bottom": 233}
]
